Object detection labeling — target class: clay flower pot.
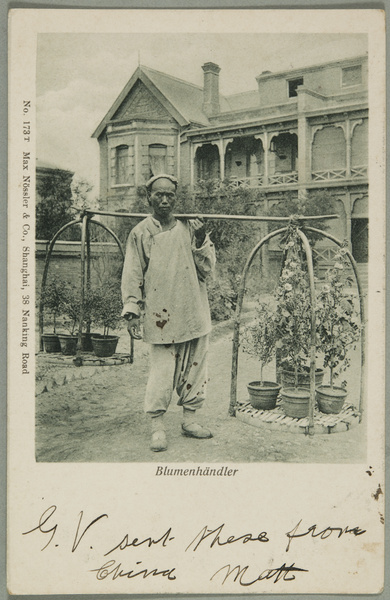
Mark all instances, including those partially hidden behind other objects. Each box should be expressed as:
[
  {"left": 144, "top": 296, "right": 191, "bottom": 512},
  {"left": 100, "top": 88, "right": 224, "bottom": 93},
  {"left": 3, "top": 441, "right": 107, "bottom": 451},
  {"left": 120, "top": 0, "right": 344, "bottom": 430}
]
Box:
[
  {"left": 316, "top": 385, "right": 348, "bottom": 414},
  {"left": 57, "top": 333, "right": 78, "bottom": 356},
  {"left": 41, "top": 333, "right": 61, "bottom": 353},
  {"left": 281, "top": 367, "right": 324, "bottom": 389},
  {"left": 247, "top": 381, "right": 281, "bottom": 410},
  {"left": 91, "top": 335, "right": 119, "bottom": 358},
  {"left": 281, "top": 387, "right": 311, "bottom": 418}
]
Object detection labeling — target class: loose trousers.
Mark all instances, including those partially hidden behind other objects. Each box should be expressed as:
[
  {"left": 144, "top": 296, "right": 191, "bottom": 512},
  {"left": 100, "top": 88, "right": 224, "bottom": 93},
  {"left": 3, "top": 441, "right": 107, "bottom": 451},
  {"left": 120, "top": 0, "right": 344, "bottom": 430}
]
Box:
[{"left": 144, "top": 334, "right": 209, "bottom": 416}]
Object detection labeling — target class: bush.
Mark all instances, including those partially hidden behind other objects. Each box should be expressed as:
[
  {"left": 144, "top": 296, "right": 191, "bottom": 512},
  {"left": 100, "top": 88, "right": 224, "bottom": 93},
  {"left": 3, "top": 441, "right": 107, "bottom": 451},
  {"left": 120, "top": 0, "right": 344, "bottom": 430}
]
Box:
[
  {"left": 40, "top": 279, "right": 63, "bottom": 333},
  {"left": 174, "top": 181, "right": 260, "bottom": 320},
  {"left": 90, "top": 285, "right": 122, "bottom": 337}
]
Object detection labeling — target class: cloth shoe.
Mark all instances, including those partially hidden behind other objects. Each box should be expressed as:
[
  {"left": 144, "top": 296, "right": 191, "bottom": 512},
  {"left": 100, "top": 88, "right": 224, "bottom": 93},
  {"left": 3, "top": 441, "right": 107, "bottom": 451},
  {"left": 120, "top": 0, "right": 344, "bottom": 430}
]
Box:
[
  {"left": 181, "top": 423, "right": 213, "bottom": 439},
  {"left": 150, "top": 430, "right": 168, "bottom": 452}
]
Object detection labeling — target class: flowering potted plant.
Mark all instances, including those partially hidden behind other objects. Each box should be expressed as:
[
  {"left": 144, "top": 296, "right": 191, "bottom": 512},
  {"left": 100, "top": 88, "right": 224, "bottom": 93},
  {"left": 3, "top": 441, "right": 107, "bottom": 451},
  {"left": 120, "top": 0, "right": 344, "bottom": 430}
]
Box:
[
  {"left": 273, "top": 231, "right": 315, "bottom": 418},
  {"left": 90, "top": 285, "right": 122, "bottom": 357},
  {"left": 241, "top": 301, "right": 281, "bottom": 410},
  {"left": 315, "top": 245, "right": 361, "bottom": 413}
]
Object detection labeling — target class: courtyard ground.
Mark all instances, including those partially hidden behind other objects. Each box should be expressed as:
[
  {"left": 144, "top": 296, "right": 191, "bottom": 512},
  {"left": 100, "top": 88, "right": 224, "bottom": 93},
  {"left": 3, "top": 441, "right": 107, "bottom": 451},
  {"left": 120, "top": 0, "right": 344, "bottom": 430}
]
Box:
[{"left": 35, "top": 318, "right": 366, "bottom": 464}]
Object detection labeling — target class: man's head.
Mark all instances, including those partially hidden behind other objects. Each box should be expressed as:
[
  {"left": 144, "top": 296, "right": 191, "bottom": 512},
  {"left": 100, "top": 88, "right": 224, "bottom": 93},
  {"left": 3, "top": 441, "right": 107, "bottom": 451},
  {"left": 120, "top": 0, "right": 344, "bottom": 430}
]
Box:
[{"left": 146, "top": 174, "right": 178, "bottom": 221}]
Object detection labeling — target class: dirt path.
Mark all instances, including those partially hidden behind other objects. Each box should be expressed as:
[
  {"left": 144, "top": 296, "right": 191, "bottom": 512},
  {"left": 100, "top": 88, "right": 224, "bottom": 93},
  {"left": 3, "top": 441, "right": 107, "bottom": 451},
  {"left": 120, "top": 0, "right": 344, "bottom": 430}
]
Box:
[{"left": 36, "top": 324, "right": 366, "bottom": 464}]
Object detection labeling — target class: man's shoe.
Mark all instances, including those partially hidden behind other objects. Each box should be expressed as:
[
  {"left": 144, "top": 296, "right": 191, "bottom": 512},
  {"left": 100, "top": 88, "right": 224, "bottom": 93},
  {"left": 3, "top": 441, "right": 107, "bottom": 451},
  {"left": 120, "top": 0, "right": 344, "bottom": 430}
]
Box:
[
  {"left": 181, "top": 423, "right": 213, "bottom": 439},
  {"left": 150, "top": 430, "right": 168, "bottom": 452}
]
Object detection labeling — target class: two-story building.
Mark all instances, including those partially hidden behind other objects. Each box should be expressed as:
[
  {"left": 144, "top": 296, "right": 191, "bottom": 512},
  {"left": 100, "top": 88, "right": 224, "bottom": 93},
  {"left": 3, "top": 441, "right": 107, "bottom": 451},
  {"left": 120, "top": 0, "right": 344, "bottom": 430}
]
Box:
[{"left": 92, "top": 55, "right": 368, "bottom": 264}]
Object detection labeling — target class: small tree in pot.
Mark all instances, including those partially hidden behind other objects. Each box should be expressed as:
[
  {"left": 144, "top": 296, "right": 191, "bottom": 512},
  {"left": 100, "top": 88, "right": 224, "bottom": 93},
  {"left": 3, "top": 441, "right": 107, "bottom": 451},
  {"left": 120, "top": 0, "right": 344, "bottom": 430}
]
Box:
[
  {"left": 315, "top": 245, "right": 361, "bottom": 413},
  {"left": 90, "top": 285, "right": 122, "bottom": 357},
  {"left": 57, "top": 282, "right": 81, "bottom": 355},
  {"left": 241, "top": 301, "right": 281, "bottom": 410},
  {"left": 273, "top": 231, "right": 314, "bottom": 418},
  {"left": 40, "top": 280, "right": 63, "bottom": 352}
]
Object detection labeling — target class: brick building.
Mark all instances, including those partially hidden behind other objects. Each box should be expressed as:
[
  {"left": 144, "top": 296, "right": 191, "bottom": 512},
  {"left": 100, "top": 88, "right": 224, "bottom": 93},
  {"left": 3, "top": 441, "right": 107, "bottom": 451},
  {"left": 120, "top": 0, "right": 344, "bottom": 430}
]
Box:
[{"left": 92, "top": 55, "right": 368, "bottom": 264}]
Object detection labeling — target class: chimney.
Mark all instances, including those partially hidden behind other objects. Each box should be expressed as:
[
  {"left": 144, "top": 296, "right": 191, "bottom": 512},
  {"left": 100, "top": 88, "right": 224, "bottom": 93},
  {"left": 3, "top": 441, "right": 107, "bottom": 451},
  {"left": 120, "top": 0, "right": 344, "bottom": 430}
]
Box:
[{"left": 202, "top": 62, "right": 220, "bottom": 117}]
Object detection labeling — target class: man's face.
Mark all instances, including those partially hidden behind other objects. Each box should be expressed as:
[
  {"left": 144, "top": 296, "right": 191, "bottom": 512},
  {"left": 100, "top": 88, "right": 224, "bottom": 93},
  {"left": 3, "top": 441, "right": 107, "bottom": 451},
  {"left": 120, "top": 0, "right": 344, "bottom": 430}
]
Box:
[{"left": 148, "top": 178, "right": 176, "bottom": 220}]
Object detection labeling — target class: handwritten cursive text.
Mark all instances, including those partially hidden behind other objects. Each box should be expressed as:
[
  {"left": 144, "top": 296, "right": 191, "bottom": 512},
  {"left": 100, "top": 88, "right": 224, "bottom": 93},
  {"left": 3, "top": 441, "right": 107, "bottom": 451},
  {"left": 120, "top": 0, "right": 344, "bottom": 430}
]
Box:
[
  {"left": 285, "top": 519, "right": 366, "bottom": 552},
  {"left": 186, "top": 523, "right": 269, "bottom": 552},
  {"left": 211, "top": 562, "right": 308, "bottom": 586},
  {"left": 91, "top": 559, "right": 177, "bottom": 581}
]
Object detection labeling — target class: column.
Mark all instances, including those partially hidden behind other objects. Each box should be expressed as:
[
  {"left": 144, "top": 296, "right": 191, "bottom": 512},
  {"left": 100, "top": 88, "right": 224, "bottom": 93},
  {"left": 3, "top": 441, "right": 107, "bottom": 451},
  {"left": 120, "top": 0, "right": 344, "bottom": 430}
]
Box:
[
  {"left": 190, "top": 142, "right": 201, "bottom": 189},
  {"left": 344, "top": 117, "right": 351, "bottom": 178},
  {"left": 297, "top": 88, "right": 310, "bottom": 195},
  {"left": 345, "top": 189, "right": 352, "bottom": 251},
  {"left": 221, "top": 137, "right": 233, "bottom": 182},
  {"left": 215, "top": 138, "right": 224, "bottom": 181},
  {"left": 255, "top": 132, "right": 268, "bottom": 186},
  {"left": 190, "top": 142, "right": 195, "bottom": 189},
  {"left": 134, "top": 134, "right": 139, "bottom": 187}
]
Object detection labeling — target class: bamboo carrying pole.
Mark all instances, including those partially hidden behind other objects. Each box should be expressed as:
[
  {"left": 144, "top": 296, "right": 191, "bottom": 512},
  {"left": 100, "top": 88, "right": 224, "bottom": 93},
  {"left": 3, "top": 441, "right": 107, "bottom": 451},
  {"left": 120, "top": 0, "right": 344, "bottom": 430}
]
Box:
[
  {"left": 297, "top": 229, "right": 317, "bottom": 435},
  {"left": 87, "top": 209, "right": 339, "bottom": 223},
  {"left": 75, "top": 214, "right": 88, "bottom": 358},
  {"left": 229, "top": 227, "right": 288, "bottom": 416}
]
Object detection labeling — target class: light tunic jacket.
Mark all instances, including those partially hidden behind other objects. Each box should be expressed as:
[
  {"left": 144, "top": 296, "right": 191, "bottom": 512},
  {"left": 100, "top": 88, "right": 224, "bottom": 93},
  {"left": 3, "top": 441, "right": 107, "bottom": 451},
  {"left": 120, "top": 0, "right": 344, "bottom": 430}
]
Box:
[{"left": 121, "top": 216, "right": 216, "bottom": 344}]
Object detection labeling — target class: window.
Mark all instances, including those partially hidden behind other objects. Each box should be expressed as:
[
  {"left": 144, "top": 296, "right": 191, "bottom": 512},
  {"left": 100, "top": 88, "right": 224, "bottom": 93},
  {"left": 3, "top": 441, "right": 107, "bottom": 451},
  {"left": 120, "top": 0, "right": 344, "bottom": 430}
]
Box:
[
  {"left": 149, "top": 144, "right": 167, "bottom": 177},
  {"left": 342, "top": 65, "right": 362, "bottom": 87},
  {"left": 288, "top": 77, "right": 304, "bottom": 98},
  {"left": 115, "top": 145, "right": 129, "bottom": 184}
]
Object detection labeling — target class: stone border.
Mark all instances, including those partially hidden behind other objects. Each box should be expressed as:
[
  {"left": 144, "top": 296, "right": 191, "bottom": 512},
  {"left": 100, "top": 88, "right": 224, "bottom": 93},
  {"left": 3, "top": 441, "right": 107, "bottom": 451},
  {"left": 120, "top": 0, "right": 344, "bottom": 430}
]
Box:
[
  {"left": 37, "top": 351, "right": 132, "bottom": 367},
  {"left": 236, "top": 400, "right": 361, "bottom": 434},
  {"left": 35, "top": 352, "right": 133, "bottom": 395}
]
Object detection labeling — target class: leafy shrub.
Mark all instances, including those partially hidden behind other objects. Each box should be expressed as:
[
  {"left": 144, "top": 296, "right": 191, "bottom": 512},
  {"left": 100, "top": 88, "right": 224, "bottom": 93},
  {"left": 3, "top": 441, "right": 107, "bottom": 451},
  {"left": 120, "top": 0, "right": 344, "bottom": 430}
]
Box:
[
  {"left": 316, "top": 244, "right": 361, "bottom": 386},
  {"left": 241, "top": 301, "right": 276, "bottom": 384},
  {"left": 90, "top": 285, "right": 122, "bottom": 337},
  {"left": 273, "top": 229, "right": 312, "bottom": 386},
  {"left": 40, "top": 279, "right": 63, "bottom": 333}
]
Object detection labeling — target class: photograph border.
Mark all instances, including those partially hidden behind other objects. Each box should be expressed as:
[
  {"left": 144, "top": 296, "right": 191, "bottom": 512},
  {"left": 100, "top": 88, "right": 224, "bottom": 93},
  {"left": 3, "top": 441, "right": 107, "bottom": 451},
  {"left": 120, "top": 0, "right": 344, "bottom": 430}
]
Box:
[{"left": 3, "top": 1, "right": 389, "bottom": 598}]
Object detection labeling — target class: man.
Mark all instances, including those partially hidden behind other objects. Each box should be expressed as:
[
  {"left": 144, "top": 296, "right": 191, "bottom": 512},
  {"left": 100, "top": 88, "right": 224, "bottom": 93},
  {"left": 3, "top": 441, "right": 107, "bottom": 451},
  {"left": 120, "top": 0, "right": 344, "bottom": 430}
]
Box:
[{"left": 121, "top": 174, "right": 216, "bottom": 452}]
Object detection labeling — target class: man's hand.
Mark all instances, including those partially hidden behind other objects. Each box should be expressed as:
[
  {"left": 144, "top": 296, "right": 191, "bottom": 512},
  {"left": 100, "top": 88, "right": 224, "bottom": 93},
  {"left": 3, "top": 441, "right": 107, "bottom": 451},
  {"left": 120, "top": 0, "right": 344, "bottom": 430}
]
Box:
[
  {"left": 190, "top": 216, "right": 207, "bottom": 247},
  {"left": 126, "top": 315, "right": 142, "bottom": 340}
]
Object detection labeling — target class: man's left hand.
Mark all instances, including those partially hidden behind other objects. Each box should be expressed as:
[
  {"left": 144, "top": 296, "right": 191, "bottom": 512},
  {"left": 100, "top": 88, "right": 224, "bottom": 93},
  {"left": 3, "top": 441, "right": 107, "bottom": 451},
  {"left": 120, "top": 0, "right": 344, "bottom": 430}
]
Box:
[{"left": 191, "top": 217, "right": 207, "bottom": 247}]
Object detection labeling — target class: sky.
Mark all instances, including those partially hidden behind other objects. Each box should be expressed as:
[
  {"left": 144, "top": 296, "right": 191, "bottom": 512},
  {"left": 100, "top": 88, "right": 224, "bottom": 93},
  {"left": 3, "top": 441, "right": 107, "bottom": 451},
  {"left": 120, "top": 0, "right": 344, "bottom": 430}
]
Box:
[{"left": 36, "top": 33, "right": 367, "bottom": 198}]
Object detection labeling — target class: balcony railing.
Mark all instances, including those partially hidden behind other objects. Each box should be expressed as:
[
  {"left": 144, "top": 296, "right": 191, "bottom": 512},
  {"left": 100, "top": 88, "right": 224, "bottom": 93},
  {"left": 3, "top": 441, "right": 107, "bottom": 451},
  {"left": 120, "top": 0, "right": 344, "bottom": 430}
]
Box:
[
  {"left": 312, "top": 169, "right": 347, "bottom": 181},
  {"left": 228, "top": 172, "right": 298, "bottom": 188},
  {"left": 351, "top": 165, "right": 368, "bottom": 178},
  {"left": 312, "top": 165, "right": 367, "bottom": 181},
  {"left": 197, "top": 164, "right": 367, "bottom": 191},
  {"left": 268, "top": 171, "right": 298, "bottom": 185},
  {"left": 228, "top": 175, "right": 264, "bottom": 188}
]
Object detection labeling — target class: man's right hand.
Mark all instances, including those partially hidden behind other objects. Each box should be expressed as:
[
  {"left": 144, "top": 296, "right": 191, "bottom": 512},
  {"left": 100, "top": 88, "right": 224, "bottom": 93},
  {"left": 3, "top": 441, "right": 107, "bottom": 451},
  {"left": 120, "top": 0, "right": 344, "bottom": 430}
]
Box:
[{"left": 126, "top": 316, "right": 142, "bottom": 339}]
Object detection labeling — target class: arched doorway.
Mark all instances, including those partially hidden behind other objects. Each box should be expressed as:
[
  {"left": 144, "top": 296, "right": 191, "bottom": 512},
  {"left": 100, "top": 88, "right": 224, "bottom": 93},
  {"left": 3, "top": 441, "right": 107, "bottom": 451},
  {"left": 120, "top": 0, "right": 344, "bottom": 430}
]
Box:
[
  {"left": 225, "top": 137, "right": 264, "bottom": 183},
  {"left": 195, "top": 144, "right": 220, "bottom": 180}
]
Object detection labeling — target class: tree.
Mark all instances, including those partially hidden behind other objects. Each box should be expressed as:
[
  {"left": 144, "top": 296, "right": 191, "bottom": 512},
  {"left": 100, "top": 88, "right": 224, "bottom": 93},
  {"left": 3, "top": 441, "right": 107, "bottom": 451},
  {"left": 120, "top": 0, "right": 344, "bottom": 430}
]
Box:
[
  {"left": 175, "top": 181, "right": 261, "bottom": 317},
  {"left": 266, "top": 189, "right": 337, "bottom": 241},
  {"left": 36, "top": 169, "right": 75, "bottom": 240},
  {"left": 70, "top": 177, "right": 98, "bottom": 213}
]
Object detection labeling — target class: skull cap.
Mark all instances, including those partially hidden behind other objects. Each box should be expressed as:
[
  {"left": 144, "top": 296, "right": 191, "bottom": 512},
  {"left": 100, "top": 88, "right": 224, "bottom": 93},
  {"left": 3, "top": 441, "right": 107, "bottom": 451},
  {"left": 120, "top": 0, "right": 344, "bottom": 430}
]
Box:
[{"left": 145, "top": 174, "right": 178, "bottom": 193}]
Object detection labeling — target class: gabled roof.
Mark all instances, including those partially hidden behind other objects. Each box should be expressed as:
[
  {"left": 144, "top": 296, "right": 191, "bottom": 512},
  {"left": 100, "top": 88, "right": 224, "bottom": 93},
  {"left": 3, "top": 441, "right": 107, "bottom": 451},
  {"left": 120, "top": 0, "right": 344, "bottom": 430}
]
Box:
[
  {"left": 92, "top": 64, "right": 240, "bottom": 139},
  {"left": 93, "top": 65, "right": 229, "bottom": 138}
]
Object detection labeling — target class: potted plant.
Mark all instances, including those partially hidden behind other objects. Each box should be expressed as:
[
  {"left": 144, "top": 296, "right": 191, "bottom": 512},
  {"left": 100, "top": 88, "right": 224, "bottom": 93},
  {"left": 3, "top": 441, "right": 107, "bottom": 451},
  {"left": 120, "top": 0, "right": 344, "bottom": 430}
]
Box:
[
  {"left": 40, "top": 280, "right": 63, "bottom": 352},
  {"left": 79, "top": 287, "right": 101, "bottom": 352},
  {"left": 241, "top": 301, "right": 281, "bottom": 410},
  {"left": 90, "top": 285, "right": 122, "bottom": 357},
  {"left": 315, "top": 246, "right": 361, "bottom": 413},
  {"left": 273, "top": 232, "right": 314, "bottom": 418},
  {"left": 57, "top": 283, "right": 81, "bottom": 355}
]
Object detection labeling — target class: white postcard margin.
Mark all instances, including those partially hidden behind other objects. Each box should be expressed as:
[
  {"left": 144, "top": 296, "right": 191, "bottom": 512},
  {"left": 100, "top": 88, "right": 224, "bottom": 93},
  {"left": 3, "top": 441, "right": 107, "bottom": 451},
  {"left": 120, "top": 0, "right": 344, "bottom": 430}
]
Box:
[{"left": 7, "top": 9, "right": 386, "bottom": 595}]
